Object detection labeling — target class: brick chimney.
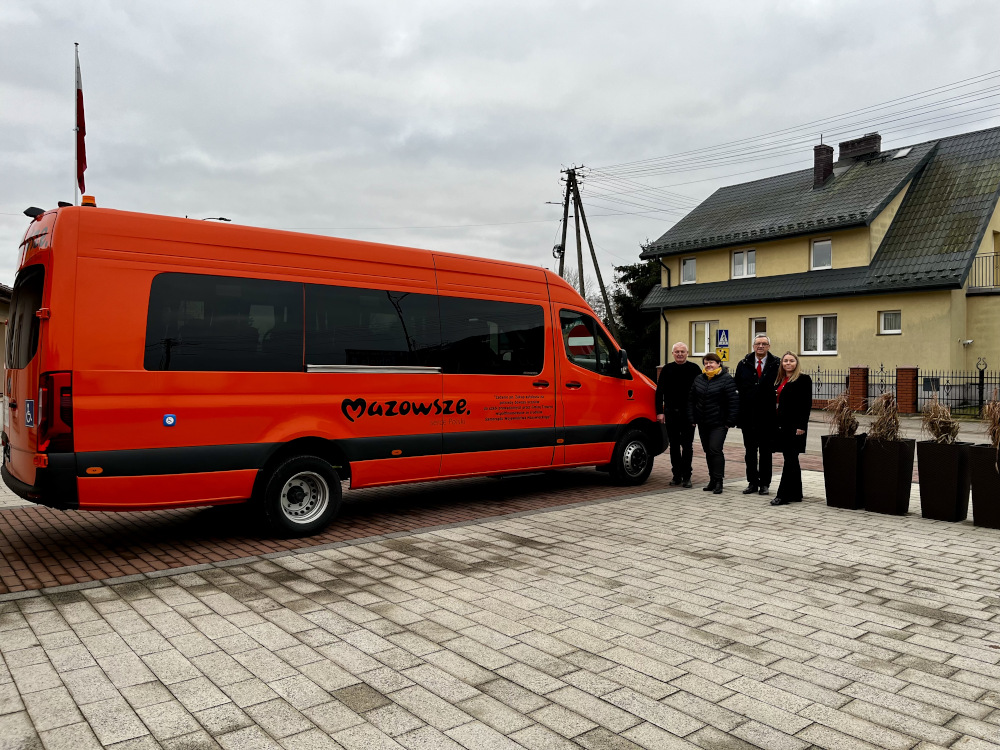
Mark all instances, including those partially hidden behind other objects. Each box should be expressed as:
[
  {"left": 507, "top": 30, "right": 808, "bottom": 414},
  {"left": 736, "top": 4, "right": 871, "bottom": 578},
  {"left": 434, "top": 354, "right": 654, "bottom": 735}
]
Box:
[
  {"left": 814, "top": 144, "right": 834, "bottom": 188},
  {"left": 838, "top": 132, "right": 882, "bottom": 161}
]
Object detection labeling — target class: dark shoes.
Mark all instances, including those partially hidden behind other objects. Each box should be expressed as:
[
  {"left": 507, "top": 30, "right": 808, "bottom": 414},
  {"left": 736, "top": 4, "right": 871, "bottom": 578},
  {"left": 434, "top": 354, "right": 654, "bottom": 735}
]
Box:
[
  {"left": 770, "top": 496, "right": 802, "bottom": 506},
  {"left": 682, "top": 479, "right": 693, "bottom": 488},
  {"left": 742, "top": 485, "right": 759, "bottom": 495},
  {"left": 670, "top": 477, "right": 683, "bottom": 486},
  {"left": 705, "top": 479, "right": 723, "bottom": 493},
  {"left": 713, "top": 485, "right": 723, "bottom": 495},
  {"left": 703, "top": 481, "right": 716, "bottom": 492},
  {"left": 758, "top": 486, "right": 770, "bottom": 496}
]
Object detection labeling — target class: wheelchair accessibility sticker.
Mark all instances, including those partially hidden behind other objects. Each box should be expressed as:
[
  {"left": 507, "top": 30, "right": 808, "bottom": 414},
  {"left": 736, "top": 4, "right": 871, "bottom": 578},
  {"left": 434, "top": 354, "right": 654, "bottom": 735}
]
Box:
[{"left": 24, "top": 399, "right": 34, "bottom": 427}]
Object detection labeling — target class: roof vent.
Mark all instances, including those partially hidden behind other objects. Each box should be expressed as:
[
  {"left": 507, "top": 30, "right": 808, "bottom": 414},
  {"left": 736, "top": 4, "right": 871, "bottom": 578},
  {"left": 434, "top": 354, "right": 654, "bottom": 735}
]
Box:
[{"left": 893, "top": 147, "right": 912, "bottom": 159}]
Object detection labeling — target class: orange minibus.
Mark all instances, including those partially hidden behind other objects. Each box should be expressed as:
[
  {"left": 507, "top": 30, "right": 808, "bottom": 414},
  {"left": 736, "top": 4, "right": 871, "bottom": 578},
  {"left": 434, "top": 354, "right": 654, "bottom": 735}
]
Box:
[{"left": 3, "top": 203, "right": 664, "bottom": 535}]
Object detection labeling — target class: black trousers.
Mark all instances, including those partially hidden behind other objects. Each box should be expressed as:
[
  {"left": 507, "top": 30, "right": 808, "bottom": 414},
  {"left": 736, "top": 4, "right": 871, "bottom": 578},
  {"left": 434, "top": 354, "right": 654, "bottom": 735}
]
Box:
[
  {"left": 776, "top": 451, "right": 802, "bottom": 501},
  {"left": 665, "top": 414, "right": 696, "bottom": 480},
  {"left": 698, "top": 425, "right": 728, "bottom": 482},
  {"left": 742, "top": 425, "right": 773, "bottom": 487}
]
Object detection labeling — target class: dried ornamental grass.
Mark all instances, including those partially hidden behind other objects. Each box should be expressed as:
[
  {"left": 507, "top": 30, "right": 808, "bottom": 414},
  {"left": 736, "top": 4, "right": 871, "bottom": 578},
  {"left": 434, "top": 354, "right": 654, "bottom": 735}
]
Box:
[
  {"left": 921, "top": 398, "right": 959, "bottom": 445},
  {"left": 867, "top": 392, "right": 901, "bottom": 443},
  {"left": 984, "top": 393, "right": 1000, "bottom": 449},
  {"left": 825, "top": 392, "right": 859, "bottom": 438}
]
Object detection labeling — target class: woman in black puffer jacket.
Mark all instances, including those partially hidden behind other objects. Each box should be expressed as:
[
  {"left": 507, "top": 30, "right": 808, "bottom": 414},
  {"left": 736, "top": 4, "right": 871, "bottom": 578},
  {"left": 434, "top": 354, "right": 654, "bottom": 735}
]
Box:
[{"left": 687, "top": 353, "right": 740, "bottom": 494}]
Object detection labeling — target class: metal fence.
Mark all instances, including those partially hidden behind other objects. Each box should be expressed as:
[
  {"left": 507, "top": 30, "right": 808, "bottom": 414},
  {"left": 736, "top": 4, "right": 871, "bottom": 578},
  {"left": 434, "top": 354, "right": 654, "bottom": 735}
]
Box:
[
  {"left": 918, "top": 366, "right": 1000, "bottom": 415},
  {"left": 807, "top": 366, "right": 850, "bottom": 402},
  {"left": 867, "top": 363, "right": 897, "bottom": 402},
  {"left": 804, "top": 361, "right": 1000, "bottom": 416}
]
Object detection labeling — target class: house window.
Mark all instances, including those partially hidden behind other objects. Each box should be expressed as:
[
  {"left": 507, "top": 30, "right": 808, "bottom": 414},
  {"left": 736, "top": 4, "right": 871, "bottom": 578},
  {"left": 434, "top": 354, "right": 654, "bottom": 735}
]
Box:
[
  {"left": 801, "top": 314, "right": 837, "bottom": 354},
  {"left": 750, "top": 318, "right": 767, "bottom": 340},
  {"left": 811, "top": 239, "right": 832, "bottom": 270},
  {"left": 681, "top": 258, "right": 696, "bottom": 284},
  {"left": 732, "top": 249, "right": 755, "bottom": 279},
  {"left": 879, "top": 310, "right": 902, "bottom": 335},
  {"left": 691, "top": 320, "right": 719, "bottom": 356}
]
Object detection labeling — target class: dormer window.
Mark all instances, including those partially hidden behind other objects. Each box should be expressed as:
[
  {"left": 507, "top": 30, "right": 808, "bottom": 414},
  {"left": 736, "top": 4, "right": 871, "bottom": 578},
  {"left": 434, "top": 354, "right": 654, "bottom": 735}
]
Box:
[
  {"left": 811, "top": 239, "right": 832, "bottom": 270},
  {"left": 681, "top": 257, "right": 696, "bottom": 284},
  {"left": 732, "top": 249, "right": 755, "bottom": 279}
]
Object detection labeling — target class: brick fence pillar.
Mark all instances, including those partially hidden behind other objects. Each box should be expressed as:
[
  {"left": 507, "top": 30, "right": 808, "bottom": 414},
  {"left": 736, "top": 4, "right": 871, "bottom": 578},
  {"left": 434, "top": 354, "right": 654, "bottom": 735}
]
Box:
[
  {"left": 848, "top": 366, "right": 869, "bottom": 411},
  {"left": 896, "top": 366, "right": 919, "bottom": 414}
]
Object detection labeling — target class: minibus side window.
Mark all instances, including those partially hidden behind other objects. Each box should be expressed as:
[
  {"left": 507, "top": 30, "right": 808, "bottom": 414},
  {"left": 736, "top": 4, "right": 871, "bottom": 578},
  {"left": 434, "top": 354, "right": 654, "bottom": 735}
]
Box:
[
  {"left": 6, "top": 265, "right": 45, "bottom": 370},
  {"left": 440, "top": 298, "right": 544, "bottom": 376},
  {"left": 559, "top": 310, "right": 617, "bottom": 377},
  {"left": 305, "top": 285, "right": 441, "bottom": 367},
  {"left": 144, "top": 273, "right": 303, "bottom": 371}
]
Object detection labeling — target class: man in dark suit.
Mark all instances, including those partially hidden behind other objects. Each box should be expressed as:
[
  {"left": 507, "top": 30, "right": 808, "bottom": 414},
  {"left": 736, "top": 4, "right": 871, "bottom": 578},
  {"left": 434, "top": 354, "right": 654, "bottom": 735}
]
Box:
[
  {"left": 734, "top": 334, "right": 781, "bottom": 495},
  {"left": 655, "top": 342, "right": 703, "bottom": 488}
]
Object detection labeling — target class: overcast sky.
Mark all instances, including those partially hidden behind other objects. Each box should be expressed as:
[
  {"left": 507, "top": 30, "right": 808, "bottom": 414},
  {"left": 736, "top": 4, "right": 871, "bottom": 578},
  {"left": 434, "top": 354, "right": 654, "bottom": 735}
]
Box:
[{"left": 2, "top": 0, "right": 999, "bottom": 291}]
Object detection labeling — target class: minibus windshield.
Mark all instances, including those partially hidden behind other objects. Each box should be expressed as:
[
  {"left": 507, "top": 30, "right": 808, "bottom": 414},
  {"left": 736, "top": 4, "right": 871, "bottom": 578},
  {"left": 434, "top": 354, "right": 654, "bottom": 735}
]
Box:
[{"left": 6, "top": 265, "right": 44, "bottom": 370}]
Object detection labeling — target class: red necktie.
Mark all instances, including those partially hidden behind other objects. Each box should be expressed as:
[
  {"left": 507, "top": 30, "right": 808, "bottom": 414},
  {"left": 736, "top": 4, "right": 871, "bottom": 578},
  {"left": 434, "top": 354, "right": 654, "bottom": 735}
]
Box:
[{"left": 756, "top": 360, "right": 762, "bottom": 378}]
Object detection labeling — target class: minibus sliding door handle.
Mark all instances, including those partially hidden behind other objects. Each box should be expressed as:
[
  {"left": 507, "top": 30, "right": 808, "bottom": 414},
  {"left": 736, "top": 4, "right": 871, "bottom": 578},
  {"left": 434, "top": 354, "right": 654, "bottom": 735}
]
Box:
[
  {"left": 532, "top": 380, "right": 550, "bottom": 388},
  {"left": 565, "top": 381, "right": 582, "bottom": 389}
]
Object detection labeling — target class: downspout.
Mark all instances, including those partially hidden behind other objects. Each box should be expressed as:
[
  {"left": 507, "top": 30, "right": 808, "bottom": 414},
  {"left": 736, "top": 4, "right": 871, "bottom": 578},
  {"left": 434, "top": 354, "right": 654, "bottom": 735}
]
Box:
[{"left": 656, "top": 258, "right": 672, "bottom": 290}]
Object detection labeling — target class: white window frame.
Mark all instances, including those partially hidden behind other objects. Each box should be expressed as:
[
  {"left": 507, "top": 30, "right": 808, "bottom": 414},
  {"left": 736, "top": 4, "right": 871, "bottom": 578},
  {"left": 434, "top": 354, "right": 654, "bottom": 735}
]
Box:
[
  {"left": 811, "top": 239, "right": 832, "bottom": 270},
  {"left": 691, "top": 320, "right": 718, "bottom": 357},
  {"left": 801, "top": 314, "right": 837, "bottom": 355},
  {"left": 732, "top": 249, "right": 756, "bottom": 279},
  {"left": 750, "top": 318, "right": 767, "bottom": 340},
  {"left": 879, "top": 310, "right": 902, "bottom": 335},
  {"left": 680, "top": 257, "right": 697, "bottom": 285}
]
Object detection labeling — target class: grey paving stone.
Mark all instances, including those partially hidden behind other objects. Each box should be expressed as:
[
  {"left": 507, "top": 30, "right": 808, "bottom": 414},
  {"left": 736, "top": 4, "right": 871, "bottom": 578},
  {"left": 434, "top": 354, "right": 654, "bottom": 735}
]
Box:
[
  {"left": 195, "top": 702, "right": 254, "bottom": 736},
  {"left": 278, "top": 728, "right": 344, "bottom": 750},
  {"left": 37, "top": 721, "right": 103, "bottom": 750},
  {"left": 0, "top": 711, "right": 41, "bottom": 750},
  {"left": 217, "top": 725, "right": 283, "bottom": 750},
  {"left": 21, "top": 685, "right": 82, "bottom": 731},
  {"left": 604, "top": 686, "right": 704, "bottom": 737},
  {"left": 136, "top": 699, "right": 201, "bottom": 741},
  {"left": 395, "top": 725, "right": 466, "bottom": 750},
  {"left": 79, "top": 696, "right": 150, "bottom": 745},
  {"left": 332, "top": 721, "right": 406, "bottom": 750}
]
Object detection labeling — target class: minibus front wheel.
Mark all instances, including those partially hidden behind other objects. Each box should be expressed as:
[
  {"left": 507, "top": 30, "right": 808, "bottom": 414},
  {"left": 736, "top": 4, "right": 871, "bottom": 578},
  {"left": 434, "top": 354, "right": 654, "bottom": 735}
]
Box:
[
  {"left": 259, "top": 455, "right": 343, "bottom": 536},
  {"left": 610, "top": 429, "right": 654, "bottom": 486}
]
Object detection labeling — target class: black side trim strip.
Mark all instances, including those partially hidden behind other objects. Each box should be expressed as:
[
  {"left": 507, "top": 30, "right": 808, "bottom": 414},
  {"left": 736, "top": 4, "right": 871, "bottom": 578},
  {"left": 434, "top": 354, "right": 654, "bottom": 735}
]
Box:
[
  {"left": 68, "top": 424, "right": 625, "bottom": 479},
  {"left": 563, "top": 424, "right": 619, "bottom": 446},
  {"left": 77, "top": 444, "right": 277, "bottom": 478},
  {"left": 341, "top": 434, "right": 443, "bottom": 462},
  {"left": 442, "top": 428, "right": 555, "bottom": 454}
]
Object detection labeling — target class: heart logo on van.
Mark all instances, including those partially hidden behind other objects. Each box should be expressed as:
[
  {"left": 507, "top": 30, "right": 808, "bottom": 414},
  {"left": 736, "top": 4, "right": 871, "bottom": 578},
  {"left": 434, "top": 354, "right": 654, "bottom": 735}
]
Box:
[{"left": 341, "top": 398, "right": 367, "bottom": 423}]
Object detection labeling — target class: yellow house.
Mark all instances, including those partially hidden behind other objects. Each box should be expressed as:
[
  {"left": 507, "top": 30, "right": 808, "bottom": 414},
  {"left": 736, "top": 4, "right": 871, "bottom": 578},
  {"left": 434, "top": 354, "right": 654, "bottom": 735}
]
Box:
[{"left": 640, "top": 128, "right": 1000, "bottom": 372}]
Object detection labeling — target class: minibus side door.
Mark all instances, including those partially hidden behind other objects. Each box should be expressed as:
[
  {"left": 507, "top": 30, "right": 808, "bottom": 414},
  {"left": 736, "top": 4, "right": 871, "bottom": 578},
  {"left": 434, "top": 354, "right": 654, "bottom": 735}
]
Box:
[
  {"left": 439, "top": 295, "right": 555, "bottom": 476},
  {"left": 556, "top": 307, "right": 631, "bottom": 466}
]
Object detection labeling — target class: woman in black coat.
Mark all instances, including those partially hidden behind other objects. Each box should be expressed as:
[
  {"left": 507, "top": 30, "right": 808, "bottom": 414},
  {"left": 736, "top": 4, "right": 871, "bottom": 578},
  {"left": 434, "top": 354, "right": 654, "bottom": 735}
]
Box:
[
  {"left": 770, "top": 351, "right": 812, "bottom": 506},
  {"left": 687, "top": 352, "right": 740, "bottom": 494}
]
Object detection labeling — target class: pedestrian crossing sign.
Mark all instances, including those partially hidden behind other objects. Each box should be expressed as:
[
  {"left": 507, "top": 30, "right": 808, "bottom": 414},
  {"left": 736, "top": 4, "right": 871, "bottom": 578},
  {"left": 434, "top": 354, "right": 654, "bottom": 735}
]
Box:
[
  {"left": 716, "top": 348, "right": 729, "bottom": 362},
  {"left": 716, "top": 329, "right": 729, "bottom": 348}
]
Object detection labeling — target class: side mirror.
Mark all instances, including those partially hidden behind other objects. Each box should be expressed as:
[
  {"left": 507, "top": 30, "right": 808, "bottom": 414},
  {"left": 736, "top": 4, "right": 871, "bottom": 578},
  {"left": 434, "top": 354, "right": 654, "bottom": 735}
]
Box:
[{"left": 619, "top": 349, "right": 629, "bottom": 377}]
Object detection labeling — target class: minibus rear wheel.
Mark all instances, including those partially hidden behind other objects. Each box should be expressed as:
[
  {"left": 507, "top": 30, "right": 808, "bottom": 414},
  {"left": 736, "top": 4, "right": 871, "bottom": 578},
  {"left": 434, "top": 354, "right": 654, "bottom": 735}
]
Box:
[
  {"left": 260, "top": 455, "right": 342, "bottom": 536},
  {"left": 609, "top": 429, "right": 653, "bottom": 486}
]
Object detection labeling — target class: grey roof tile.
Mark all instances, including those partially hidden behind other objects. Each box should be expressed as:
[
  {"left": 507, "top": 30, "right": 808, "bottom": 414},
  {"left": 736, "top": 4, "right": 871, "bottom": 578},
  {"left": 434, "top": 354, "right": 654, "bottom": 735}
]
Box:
[{"left": 640, "top": 125, "right": 1000, "bottom": 307}]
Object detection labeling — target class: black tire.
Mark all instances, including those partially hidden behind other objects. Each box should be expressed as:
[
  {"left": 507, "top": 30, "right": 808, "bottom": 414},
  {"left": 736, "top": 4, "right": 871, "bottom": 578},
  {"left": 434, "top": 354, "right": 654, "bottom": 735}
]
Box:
[
  {"left": 259, "top": 455, "right": 342, "bottom": 537},
  {"left": 609, "top": 428, "right": 653, "bottom": 486}
]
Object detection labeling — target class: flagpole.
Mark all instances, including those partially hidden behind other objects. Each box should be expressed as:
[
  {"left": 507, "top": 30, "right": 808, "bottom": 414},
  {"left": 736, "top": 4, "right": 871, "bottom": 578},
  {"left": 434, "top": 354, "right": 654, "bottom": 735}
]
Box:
[{"left": 74, "top": 43, "right": 79, "bottom": 206}]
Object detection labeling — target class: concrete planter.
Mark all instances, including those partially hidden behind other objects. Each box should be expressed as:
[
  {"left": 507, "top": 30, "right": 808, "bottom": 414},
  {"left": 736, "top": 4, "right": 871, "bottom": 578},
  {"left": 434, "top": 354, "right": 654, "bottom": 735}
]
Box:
[
  {"left": 969, "top": 444, "right": 1000, "bottom": 529},
  {"left": 821, "top": 434, "right": 866, "bottom": 510},
  {"left": 916, "top": 441, "right": 970, "bottom": 522},
  {"left": 861, "top": 439, "right": 915, "bottom": 516}
]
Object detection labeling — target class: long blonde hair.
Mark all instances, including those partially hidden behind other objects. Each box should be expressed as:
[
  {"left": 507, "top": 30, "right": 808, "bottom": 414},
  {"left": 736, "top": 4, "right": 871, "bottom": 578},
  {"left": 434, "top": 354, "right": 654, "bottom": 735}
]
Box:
[{"left": 774, "top": 351, "right": 802, "bottom": 385}]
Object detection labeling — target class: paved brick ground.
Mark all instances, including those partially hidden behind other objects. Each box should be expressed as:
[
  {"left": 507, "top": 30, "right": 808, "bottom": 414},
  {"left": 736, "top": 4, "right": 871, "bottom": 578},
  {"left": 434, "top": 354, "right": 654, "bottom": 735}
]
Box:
[
  {"left": 0, "top": 447, "right": 823, "bottom": 595},
  {"left": 1, "top": 470, "right": 998, "bottom": 750}
]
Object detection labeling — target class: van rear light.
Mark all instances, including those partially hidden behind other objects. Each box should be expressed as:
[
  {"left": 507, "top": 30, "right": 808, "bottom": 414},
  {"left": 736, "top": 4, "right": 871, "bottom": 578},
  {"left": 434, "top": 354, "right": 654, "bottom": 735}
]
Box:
[{"left": 38, "top": 371, "right": 73, "bottom": 453}]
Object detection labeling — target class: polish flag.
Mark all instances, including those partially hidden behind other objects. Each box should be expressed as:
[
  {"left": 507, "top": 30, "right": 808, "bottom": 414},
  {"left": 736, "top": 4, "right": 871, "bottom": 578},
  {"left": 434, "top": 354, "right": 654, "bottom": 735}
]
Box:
[{"left": 75, "top": 44, "right": 87, "bottom": 194}]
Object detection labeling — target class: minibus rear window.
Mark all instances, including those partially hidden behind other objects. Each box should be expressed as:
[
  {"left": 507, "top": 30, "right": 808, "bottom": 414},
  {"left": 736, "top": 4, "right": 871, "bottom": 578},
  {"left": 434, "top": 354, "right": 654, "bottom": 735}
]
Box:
[
  {"left": 6, "top": 265, "right": 45, "bottom": 370},
  {"left": 144, "top": 273, "right": 304, "bottom": 371},
  {"left": 440, "top": 298, "right": 544, "bottom": 376}
]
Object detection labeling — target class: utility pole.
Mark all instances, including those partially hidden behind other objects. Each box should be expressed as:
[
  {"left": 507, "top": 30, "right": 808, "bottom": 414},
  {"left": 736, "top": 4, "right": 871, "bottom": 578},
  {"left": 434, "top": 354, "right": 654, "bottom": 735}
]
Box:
[{"left": 556, "top": 167, "right": 620, "bottom": 341}]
